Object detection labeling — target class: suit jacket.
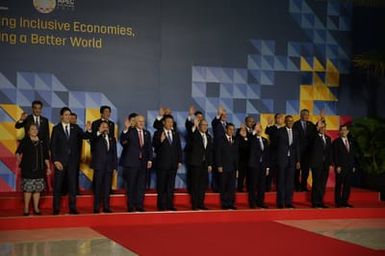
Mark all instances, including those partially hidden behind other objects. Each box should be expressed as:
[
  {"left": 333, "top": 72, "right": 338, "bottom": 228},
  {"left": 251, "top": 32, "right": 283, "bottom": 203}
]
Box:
[
  {"left": 310, "top": 134, "right": 332, "bottom": 169},
  {"left": 187, "top": 130, "right": 213, "bottom": 167},
  {"left": 215, "top": 136, "right": 239, "bottom": 172},
  {"left": 152, "top": 129, "right": 183, "bottom": 170},
  {"left": 119, "top": 127, "right": 153, "bottom": 168},
  {"left": 265, "top": 125, "right": 280, "bottom": 162},
  {"left": 236, "top": 133, "right": 250, "bottom": 169},
  {"left": 90, "top": 134, "right": 118, "bottom": 171},
  {"left": 248, "top": 135, "right": 270, "bottom": 170},
  {"left": 50, "top": 123, "right": 90, "bottom": 167},
  {"left": 293, "top": 120, "right": 317, "bottom": 153},
  {"left": 276, "top": 127, "right": 300, "bottom": 167},
  {"left": 211, "top": 116, "right": 227, "bottom": 143},
  {"left": 333, "top": 137, "right": 356, "bottom": 169},
  {"left": 15, "top": 114, "right": 50, "bottom": 146},
  {"left": 91, "top": 119, "right": 115, "bottom": 138}
]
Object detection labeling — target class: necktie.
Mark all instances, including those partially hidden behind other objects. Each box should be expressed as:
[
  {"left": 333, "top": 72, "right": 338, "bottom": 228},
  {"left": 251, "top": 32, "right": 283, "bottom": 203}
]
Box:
[
  {"left": 258, "top": 136, "right": 264, "bottom": 151},
  {"left": 229, "top": 136, "right": 232, "bottom": 144},
  {"left": 35, "top": 116, "right": 40, "bottom": 129},
  {"left": 202, "top": 134, "right": 207, "bottom": 149},
  {"left": 65, "top": 125, "right": 69, "bottom": 139},
  {"left": 167, "top": 131, "right": 173, "bottom": 144},
  {"left": 288, "top": 128, "right": 293, "bottom": 146},
  {"left": 302, "top": 121, "right": 306, "bottom": 131},
  {"left": 138, "top": 130, "right": 144, "bottom": 147},
  {"left": 344, "top": 139, "right": 350, "bottom": 152},
  {"left": 104, "top": 135, "right": 110, "bottom": 151}
]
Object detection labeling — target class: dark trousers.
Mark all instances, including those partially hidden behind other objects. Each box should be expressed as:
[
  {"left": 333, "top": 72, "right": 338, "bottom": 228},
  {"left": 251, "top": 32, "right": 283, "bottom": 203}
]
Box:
[
  {"left": 190, "top": 164, "right": 208, "bottom": 209},
  {"left": 219, "top": 171, "right": 236, "bottom": 208},
  {"left": 93, "top": 169, "right": 113, "bottom": 211},
  {"left": 277, "top": 157, "right": 295, "bottom": 207},
  {"left": 266, "top": 164, "right": 277, "bottom": 192},
  {"left": 156, "top": 168, "right": 177, "bottom": 210},
  {"left": 335, "top": 168, "right": 352, "bottom": 206},
  {"left": 211, "top": 167, "right": 219, "bottom": 192},
  {"left": 248, "top": 164, "right": 267, "bottom": 207},
  {"left": 124, "top": 164, "right": 146, "bottom": 209},
  {"left": 185, "top": 164, "right": 192, "bottom": 194},
  {"left": 311, "top": 165, "right": 329, "bottom": 206},
  {"left": 237, "top": 164, "right": 247, "bottom": 192},
  {"left": 295, "top": 155, "right": 310, "bottom": 191},
  {"left": 53, "top": 165, "right": 77, "bottom": 212}
]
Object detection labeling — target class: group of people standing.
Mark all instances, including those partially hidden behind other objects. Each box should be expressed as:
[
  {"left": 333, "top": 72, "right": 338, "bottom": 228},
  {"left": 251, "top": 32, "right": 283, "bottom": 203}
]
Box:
[{"left": 15, "top": 101, "right": 357, "bottom": 216}]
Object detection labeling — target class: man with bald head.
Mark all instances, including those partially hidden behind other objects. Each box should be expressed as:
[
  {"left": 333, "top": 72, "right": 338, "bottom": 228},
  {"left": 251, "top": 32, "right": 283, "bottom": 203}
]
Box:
[{"left": 119, "top": 115, "right": 153, "bottom": 212}]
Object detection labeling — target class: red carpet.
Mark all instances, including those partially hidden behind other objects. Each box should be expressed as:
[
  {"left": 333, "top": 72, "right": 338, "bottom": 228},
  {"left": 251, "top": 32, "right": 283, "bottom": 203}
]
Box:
[{"left": 93, "top": 222, "right": 385, "bottom": 256}]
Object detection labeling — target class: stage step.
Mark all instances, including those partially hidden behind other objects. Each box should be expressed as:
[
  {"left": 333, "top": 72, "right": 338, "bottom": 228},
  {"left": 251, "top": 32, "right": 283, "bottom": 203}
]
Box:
[{"left": 0, "top": 188, "right": 381, "bottom": 211}]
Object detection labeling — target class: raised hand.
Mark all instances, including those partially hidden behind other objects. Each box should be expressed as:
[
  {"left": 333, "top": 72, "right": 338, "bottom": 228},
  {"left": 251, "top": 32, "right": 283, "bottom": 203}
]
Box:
[
  {"left": 20, "top": 112, "right": 28, "bottom": 121},
  {"left": 217, "top": 105, "right": 225, "bottom": 116},
  {"left": 85, "top": 121, "right": 92, "bottom": 131},
  {"left": 124, "top": 118, "right": 130, "bottom": 130},
  {"left": 267, "top": 116, "right": 274, "bottom": 126},
  {"left": 159, "top": 106, "right": 165, "bottom": 116},
  {"left": 188, "top": 105, "right": 196, "bottom": 116},
  {"left": 160, "top": 131, "right": 166, "bottom": 142}
]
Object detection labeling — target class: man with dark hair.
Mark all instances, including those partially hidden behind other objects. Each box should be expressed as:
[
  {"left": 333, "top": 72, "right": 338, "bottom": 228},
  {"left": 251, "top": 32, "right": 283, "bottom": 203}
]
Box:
[
  {"left": 50, "top": 107, "right": 91, "bottom": 215},
  {"left": 188, "top": 119, "right": 213, "bottom": 210},
  {"left": 185, "top": 106, "right": 204, "bottom": 193},
  {"left": 15, "top": 100, "right": 50, "bottom": 147},
  {"left": 265, "top": 113, "right": 284, "bottom": 191},
  {"left": 91, "top": 105, "right": 115, "bottom": 139},
  {"left": 333, "top": 124, "right": 356, "bottom": 208},
  {"left": 216, "top": 123, "right": 238, "bottom": 210},
  {"left": 119, "top": 115, "right": 153, "bottom": 212},
  {"left": 310, "top": 121, "right": 332, "bottom": 208},
  {"left": 152, "top": 115, "right": 182, "bottom": 211},
  {"left": 293, "top": 109, "right": 317, "bottom": 191},
  {"left": 276, "top": 115, "right": 301, "bottom": 208},
  {"left": 90, "top": 120, "right": 118, "bottom": 213}
]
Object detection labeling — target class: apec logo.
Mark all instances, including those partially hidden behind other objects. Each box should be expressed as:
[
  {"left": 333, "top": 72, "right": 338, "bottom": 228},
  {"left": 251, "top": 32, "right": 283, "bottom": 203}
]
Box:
[{"left": 33, "top": 0, "right": 75, "bottom": 14}]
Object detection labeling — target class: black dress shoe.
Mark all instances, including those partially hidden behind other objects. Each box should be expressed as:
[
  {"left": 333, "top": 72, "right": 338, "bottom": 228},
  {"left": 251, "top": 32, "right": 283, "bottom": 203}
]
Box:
[
  {"left": 286, "top": 204, "right": 295, "bottom": 209},
  {"left": 94, "top": 209, "right": 100, "bottom": 214},
  {"left": 53, "top": 210, "right": 60, "bottom": 215},
  {"left": 228, "top": 206, "right": 237, "bottom": 210},
  {"left": 257, "top": 203, "right": 268, "bottom": 209},
  {"left": 23, "top": 212, "right": 30, "bottom": 216},
  {"left": 344, "top": 203, "right": 353, "bottom": 208},
  {"left": 69, "top": 210, "right": 80, "bottom": 215},
  {"left": 277, "top": 204, "right": 284, "bottom": 209},
  {"left": 103, "top": 209, "right": 113, "bottom": 213},
  {"left": 320, "top": 204, "right": 329, "bottom": 208},
  {"left": 221, "top": 206, "right": 228, "bottom": 210},
  {"left": 198, "top": 206, "right": 209, "bottom": 210},
  {"left": 167, "top": 207, "right": 177, "bottom": 211},
  {"left": 128, "top": 207, "right": 135, "bottom": 212},
  {"left": 136, "top": 207, "right": 145, "bottom": 212},
  {"left": 249, "top": 204, "right": 257, "bottom": 209},
  {"left": 191, "top": 207, "right": 198, "bottom": 211},
  {"left": 33, "top": 209, "right": 42, "bottom": 215},
  {"left": 158, "top": 208, "right": 165, "bottom": 211}
]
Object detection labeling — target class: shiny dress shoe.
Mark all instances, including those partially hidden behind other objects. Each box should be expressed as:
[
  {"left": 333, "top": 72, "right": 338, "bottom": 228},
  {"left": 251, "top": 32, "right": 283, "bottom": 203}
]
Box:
[
  {"left": 128, "top": 207, "right": 135, "bottom": 212},
  {"left": 198, "top": 206, "right": 209, "bottom": 210},
  {"left": 69, "top": 210, "right": 80, "bottom": 215},
  {"left": 228, "top": 206, "right": 237, "bottom": 210},
  {"left": 23, "top": 212, "right": 30, "bottom": 216},
  {"left": 257, "top": 204, "right": 269, "bottom": 209},
  {"left": 286, "top": 204, "right": 295, "bottom": 209},
  {"left": 136, "top": 207, "right": 145, "bottom": 212},
  {"left": 93, "top": 209, "right": 100, "bottom": 214},
  {"left": 53, "top": 210, "right": 60, "bottom": 215},
  {"left": 33, "top": 209, "right": 42, "bottom": 215},
  {"left": 103, "top": 209, "right": 113, "bottom": 213},
  {"left": 167, "top": 207, "right": 177, "bottom": 211}
]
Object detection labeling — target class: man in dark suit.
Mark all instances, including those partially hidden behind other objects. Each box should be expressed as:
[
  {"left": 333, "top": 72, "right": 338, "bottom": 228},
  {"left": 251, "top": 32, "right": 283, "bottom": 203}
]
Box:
[
  {"left": 187, "top": 119, "right": 213, "bottom": 210},
  {"left": 211, "top": 106, "right": 229, "bottom": 192},
  {"left": 50, "top": 107, "right": 91, "bottom": 215},
  {"left": 184, "top": 106, "right": 204, "bottom": 194},
  {"left": 152, "top": 115, "right": 182, "bottom": 211},
  {"left": 119, "top": 115, "right": 153, "bottom": 212},
  {"left": 90, "top": 121, "right": 118, "bottom": 213},
  {"left": 70, "top": 112, "right": 82, "bottom": 194},
  {"left": 15, "top": 100, "right": 50, "bottom": 147},
  {"left": 276, "top": 115, "right": 301, "bottom": 208},
  {"left": 216, "top": 123, "right": 238, "bottom": 210},
  {"left": 248, "top": 123, "right": 270, "bottom": 208},
  {"left": 293, "top": 109, "right": 317, "bottom": 191},
  {"left": 153, "top": 106, "right": 177, "bottom": 131},
  {"left": 265, "top": 113, "right": 284, "bottom": 191},
  {"left": 333, "top": 124, "right": 356, "bottom": 208},
  {"left": 310, "top": 120, "right": 332, "bottom": 208},
  {"left": 235, "top": 116, "right": 255, "bottom": 192},
  {"left": 91, "top": 105, "right": 115, "bottom": 139}
]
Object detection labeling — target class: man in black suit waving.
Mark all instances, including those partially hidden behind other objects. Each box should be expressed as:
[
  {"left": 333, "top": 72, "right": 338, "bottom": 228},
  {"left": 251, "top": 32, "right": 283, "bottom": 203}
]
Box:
[
  {"left": 188, "top": 119, "right": 213, "bottom": 210},
  {"left": 333, "top": 124, "right": 356, "bottom": 208},
  {"left": 216, "top": 123, "right": 238, "bottom": 210},
  {"left": 91, "top": 105, "right": 115, "bottom": 139},
  {"left": 152, "top": 115, "right": 182, "bottom": 211},
  {"left": 15, "top": 100, "right": 50, "bottom": 147},
  {"left": 276, "top": 115, "right": 301, "bottom": 208},
  {"left": 50, "top": 107, "right": 91, "bottom": 215},
  {"left": 309, "top": 121, "right": 333, "bottom": 208},
  {"left": 248, "top": 123, "right": 270, "bottom": 208},
  {"left": 119, "top": 115, "right": 153, "bottom": 212},
  {"left": 90, "top": 121, "right": 118, "bottom": 213}
]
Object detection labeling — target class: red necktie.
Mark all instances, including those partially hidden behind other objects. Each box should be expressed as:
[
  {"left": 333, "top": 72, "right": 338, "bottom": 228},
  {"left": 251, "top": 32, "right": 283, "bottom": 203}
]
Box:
[
  {"left": 138, "top": 130, "right": 144, "bottom": 147},
  {"left": 344, "top": 139, "right": 350, "bottom": 152}
]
